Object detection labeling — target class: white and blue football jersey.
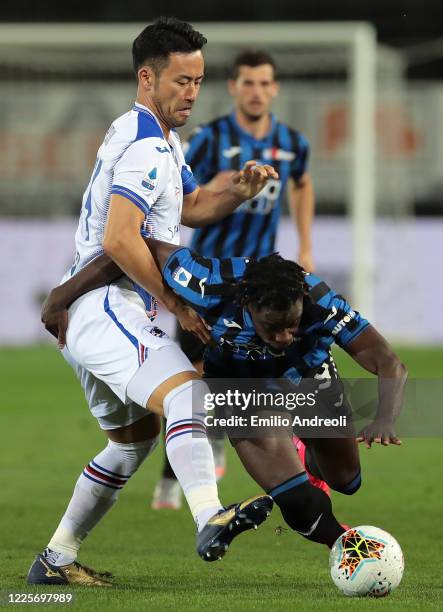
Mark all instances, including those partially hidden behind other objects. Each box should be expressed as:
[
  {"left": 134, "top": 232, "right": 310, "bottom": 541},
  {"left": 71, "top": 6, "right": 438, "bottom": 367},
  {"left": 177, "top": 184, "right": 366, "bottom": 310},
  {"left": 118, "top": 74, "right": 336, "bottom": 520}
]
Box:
[{"left": 65, "top": 102, "right": 197, "bottom": 315}]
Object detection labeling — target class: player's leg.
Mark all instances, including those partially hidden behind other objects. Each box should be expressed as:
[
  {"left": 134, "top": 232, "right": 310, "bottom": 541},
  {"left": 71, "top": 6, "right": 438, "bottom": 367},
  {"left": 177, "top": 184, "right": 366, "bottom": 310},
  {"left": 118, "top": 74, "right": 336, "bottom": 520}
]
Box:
[
  {"left": 300, "top": 356, "right": 362, "bottom": 496},
  {"left": 292, "top": 436, "right": 331, "bottom": 495},
  {"left": 152, "top": 324, "right": 203, "bottom": 510},
  {"left": 152, "top": 325, "right": 226, "bottom": 510},
  {"left": 132, "top": 365, "right": 223, "bottom": 527},
  {"left": 59, "top": 284, "right": 219, "bottom": 530},
  {"left": 64, "top": 285, "right": 272, "bottom": 559},
  {"left": 127, "top": 359, "right": 273, "bottom": 561},
  {"left": 27, "top": 363, "right": 160, "bottom": 587},
  {"left": 233, "top": 435, "right": 345, "bottom": 548},
  {"left": 302, "top": 436, "right": 362, "bottom": 496}
]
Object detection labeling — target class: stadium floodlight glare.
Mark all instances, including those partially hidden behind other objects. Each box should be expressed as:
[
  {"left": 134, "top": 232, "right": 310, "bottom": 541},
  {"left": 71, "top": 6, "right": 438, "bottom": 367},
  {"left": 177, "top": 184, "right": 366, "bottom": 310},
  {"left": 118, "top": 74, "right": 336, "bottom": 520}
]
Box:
[{"left": 0, "top": 22, "right": 376, "bottom": 316}]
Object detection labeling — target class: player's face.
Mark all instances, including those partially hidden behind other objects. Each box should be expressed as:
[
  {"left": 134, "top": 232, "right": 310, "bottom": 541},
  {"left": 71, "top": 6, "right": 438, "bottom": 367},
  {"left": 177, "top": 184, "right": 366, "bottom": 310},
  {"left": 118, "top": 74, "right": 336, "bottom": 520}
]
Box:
[
  {"left": 228, "top": 64, "right": 278, "bottom": 121},
  {"left": 153, "top": 51, "right": 204, "bottom": 128},
  {"left": 249, "top": 299, "right": 303, "bottom": 350}
]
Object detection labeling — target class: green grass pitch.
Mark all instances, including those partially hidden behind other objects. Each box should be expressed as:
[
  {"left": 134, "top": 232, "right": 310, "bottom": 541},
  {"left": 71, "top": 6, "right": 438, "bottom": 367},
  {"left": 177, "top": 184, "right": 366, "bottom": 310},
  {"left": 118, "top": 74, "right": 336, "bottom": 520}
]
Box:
[{"left": 0, "top": 344, "right": 442, "bottom": 610}]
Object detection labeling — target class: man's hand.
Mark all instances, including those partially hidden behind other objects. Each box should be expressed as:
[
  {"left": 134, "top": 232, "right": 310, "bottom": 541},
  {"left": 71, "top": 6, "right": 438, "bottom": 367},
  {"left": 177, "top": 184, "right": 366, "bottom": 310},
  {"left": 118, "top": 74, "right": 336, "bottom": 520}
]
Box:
[
  {"left": 205, "top": 170, "right": 235, "bottom": 192},
  {"left": 41, "top": 290, "right": 69, "bottom": 349},
  {"left": 356, "top": 418, "right": 402, "bottom": 449},
  {"left": 175, "top": 303, "right": 211, "bottom": 345},
  {"left": 230, "top": 160, "right": 279, "bottom": 201}
]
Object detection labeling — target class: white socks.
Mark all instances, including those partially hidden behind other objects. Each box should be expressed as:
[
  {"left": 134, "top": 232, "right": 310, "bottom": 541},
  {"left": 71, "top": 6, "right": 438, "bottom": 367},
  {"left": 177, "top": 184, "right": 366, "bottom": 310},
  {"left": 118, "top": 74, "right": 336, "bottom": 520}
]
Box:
[
  {"left": 46, "top": 378, "right": 224, "bottom": 566},
  {"left": 163, "top": 380, "right": 223, "bottom": 531},
  {"left": 46, "top": 437, "right": 158, "bottom": 566}
]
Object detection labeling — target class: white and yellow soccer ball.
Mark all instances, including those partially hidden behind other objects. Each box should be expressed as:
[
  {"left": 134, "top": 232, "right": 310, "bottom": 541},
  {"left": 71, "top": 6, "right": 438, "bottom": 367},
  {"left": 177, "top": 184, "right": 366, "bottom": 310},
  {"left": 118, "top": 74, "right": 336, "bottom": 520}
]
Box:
[{"left": 329, "top": 526, "right": 404, "bottom": 597}]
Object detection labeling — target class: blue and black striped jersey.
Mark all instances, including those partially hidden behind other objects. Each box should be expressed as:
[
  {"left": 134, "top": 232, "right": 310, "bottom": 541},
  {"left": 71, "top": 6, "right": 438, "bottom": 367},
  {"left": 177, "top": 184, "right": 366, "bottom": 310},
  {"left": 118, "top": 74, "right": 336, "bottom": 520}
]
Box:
[
  {"left": 163, "top": 247, "right": 369, "bottom": 374},
  {"left": 185, "top": 112, "right": 309, "bottom": 258}
]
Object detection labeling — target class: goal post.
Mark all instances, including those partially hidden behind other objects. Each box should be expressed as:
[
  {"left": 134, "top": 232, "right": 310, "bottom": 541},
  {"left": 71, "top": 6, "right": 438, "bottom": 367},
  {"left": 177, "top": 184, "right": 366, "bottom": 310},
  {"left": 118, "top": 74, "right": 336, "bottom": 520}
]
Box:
[{"left": 0, "top": 22, "right": 377, "bottom": 316}]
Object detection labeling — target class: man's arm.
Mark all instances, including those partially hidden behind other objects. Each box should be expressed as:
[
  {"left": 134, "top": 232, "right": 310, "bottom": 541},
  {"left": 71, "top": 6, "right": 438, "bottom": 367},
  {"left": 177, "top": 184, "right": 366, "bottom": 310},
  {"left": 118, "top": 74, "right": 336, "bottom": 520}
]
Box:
[
  {"left": 288, "top": 173, "right": 315, "bottom": 272},
  {"left": 344, "top": 325, "right": 408, "bottom": 448},
  {"left": 41, "top": 255, "right": 122, "bottom": 346},
  {"left": 42, "top": 237, "right": 178, "bottom": 329},
  {"left": 181, "top": 161, "right": 278, "bottom": 228},
  {"left": 42, "top": 208, "right": 209, "bottom": 347},
  {"left": 103, "top": 195, "right": 209, "bottom": 343},
  {"left": 103, "top": 195, "right": 178, "bottom": 310}
]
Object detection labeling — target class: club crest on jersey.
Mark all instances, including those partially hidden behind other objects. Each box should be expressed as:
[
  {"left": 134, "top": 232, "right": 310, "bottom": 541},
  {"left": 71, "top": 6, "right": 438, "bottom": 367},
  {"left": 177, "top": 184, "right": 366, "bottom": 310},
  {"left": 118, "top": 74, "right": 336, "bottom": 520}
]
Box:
[
  {"left": 146, "top": 326, "right": 167, "bottom": 338},
  {"left": 142, "top": 167, "right": 157, "bottom": 191},
  {"left": 173, "top": 266, "right": 192, "bottom": 287},
  {"left": 263, "top": 148, "right": 296, "bottom": 161}
]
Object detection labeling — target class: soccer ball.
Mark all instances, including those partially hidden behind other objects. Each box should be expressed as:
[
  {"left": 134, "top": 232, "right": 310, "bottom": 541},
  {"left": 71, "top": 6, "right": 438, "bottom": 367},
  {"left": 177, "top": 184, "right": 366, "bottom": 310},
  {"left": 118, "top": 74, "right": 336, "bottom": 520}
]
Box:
[{"left": 329, "top": 526, "right": 404, "bottom": 597}]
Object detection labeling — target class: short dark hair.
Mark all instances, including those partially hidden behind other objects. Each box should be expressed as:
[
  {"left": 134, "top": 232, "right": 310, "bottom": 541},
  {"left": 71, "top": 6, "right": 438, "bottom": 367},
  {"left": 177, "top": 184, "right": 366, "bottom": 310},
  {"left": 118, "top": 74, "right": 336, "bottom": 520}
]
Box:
[
  {"left": 236, "top": 254, "right": 306, "bottom": 311},
  {"left": 132, "top": 17, "right": 207, "bottom": 76},
  {"left": 231, "top": 49, "right": 277, "bottom": 80}
]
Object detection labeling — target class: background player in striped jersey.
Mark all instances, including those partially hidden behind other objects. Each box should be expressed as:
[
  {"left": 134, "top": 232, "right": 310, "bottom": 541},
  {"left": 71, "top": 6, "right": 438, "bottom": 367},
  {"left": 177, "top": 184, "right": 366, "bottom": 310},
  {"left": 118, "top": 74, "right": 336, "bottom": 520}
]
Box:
[
  {"left": 41, "top": 237, "right": 407, "bottom": 551},
  {"left": 154, "top": 50, "right": 316, "bottom": 508}
]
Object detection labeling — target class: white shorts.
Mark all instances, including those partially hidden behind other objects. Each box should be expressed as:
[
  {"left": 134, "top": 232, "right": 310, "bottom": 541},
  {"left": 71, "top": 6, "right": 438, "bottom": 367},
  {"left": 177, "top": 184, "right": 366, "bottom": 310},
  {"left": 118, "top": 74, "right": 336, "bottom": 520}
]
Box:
[
  {"left": 65, "top": 282, "right": 196, "bottom": 413},
  {"left": 63, "top": 347, "right": 148, "bottom": 429}
]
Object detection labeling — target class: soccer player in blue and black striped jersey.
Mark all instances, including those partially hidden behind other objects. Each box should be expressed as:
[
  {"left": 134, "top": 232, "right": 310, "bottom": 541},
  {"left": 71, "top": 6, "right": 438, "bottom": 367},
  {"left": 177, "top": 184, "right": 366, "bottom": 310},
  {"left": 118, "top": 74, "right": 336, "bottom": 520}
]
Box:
[
  {"left": 186, "top": 49, "right": 314, "bottom": 266},
  {"left": 177, "top": 50, "right": 315, "bottom": 367},
  {"left": 42, "top": 237, "right": 407, "bottom": 552},
  {"left": 165, "top": 51, "right": 316, "bottom": 503}
]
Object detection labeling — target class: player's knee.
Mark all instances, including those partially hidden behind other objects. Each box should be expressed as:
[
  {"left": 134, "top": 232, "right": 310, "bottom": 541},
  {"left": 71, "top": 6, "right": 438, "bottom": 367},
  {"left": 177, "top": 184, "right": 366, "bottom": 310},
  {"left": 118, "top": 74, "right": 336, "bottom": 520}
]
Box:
[
  {"left": 329, "top": 470, "right": 362, "bottom": 495},
  {"left": 163, "top": 378, "right": 210, "bottom": 418},
  {"left": 107, "top": 436, "right": 159, "bottom": 475}
]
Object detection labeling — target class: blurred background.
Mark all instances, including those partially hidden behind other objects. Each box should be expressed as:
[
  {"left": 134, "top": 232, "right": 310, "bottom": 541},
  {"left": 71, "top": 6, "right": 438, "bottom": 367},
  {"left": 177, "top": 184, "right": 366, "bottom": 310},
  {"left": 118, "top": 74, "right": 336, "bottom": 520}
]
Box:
[{"left": 1, "top": 1, "right": 442, "bottom": 345}]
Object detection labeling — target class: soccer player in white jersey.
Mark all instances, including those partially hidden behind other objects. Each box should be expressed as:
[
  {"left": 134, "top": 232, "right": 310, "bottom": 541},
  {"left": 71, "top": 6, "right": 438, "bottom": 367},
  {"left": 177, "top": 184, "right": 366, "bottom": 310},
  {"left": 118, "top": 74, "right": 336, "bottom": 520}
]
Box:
[{"left": 27, "top": 17, "right": 278, "bottom": 587}]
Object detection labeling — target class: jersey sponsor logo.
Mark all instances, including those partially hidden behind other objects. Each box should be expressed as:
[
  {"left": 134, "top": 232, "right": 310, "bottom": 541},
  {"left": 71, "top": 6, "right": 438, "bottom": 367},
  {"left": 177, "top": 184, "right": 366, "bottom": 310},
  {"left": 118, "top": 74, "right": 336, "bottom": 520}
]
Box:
[
  {"left": 223, "top": 319, "right": 242, "bottom": 329},
  {"left": 219, "top": 336, "right": 271, "bottom": 360},
  {"left": 141, "top": 167, "right": 157, "bottom": 191},
  {"left": 324, "top": 305, "right": 338, "bottom": 324},
  {"left": 156, "top": 146, "right": 169, "bottom": 154},
  {"left": 263, "top": 147, "right": 296, "bottom": 162},
  {"left": 222, "top": 146, "right": 242, "bottom": 158},
  {"left": 332, "top": 310, "right": 356, "bottom": 335},
  {"left": 173, "top": 266, "right": 192, "bottom": 287}
]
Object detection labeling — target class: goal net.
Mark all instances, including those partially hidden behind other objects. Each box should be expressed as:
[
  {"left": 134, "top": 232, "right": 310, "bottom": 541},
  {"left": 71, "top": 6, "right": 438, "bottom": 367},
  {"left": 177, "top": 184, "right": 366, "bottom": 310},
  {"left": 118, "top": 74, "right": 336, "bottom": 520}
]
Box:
[{"left": 0, "top": 22, "right": 408, "bottom": 318}]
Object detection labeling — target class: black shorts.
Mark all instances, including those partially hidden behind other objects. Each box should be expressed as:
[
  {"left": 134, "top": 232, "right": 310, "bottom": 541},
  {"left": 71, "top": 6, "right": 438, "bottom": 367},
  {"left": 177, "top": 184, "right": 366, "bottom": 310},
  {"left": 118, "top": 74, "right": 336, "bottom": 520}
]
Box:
[{"left": 203, "top": 348, "right": 353, "bottom": 427}]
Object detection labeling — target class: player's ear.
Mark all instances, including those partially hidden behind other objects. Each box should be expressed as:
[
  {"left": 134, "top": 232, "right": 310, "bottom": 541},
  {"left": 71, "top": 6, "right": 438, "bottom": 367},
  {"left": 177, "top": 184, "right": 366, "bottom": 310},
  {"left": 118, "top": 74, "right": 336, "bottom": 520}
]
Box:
[
  {"left": 227, "top": 79, "right": 237, "bottom": 97},
  {"left": 138, "top": 65, "right": 155, "bottom": 91},
  {"left": 271, "top": 80, "right": 280, "bottom": 98}
]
